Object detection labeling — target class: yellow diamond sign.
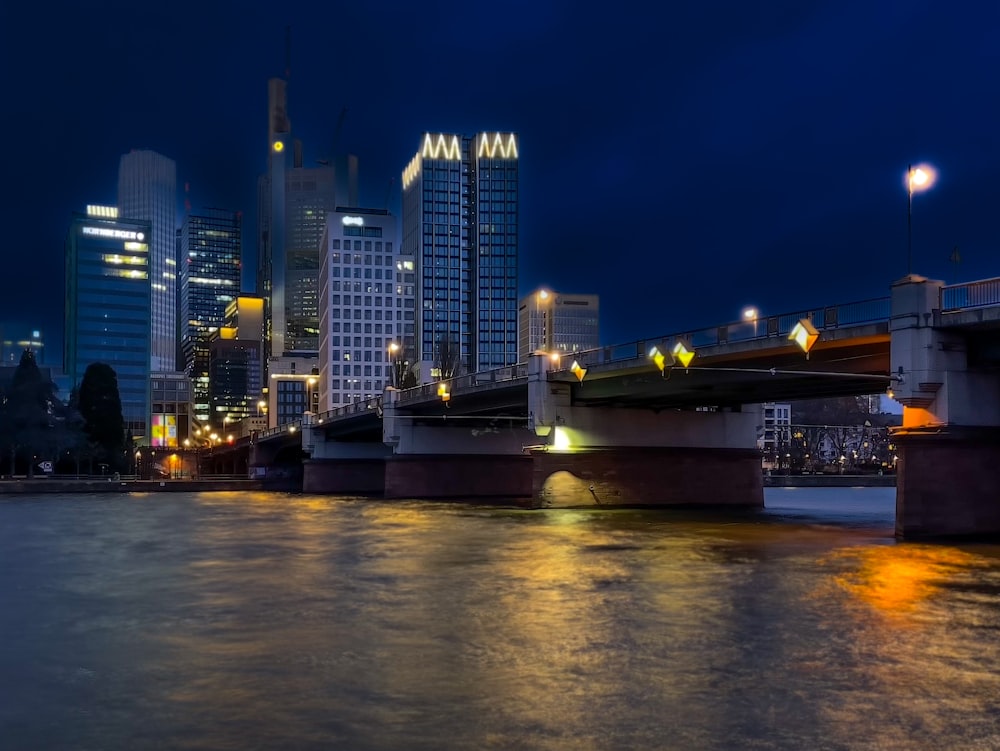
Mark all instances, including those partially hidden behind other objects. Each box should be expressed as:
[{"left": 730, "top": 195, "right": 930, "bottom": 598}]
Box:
[
  {"left": 649, "top": 345, "right": 667, "bottom": 373},
  {"left": 789, "top": 318, "right": 819, "bottom": 355},
  {"left": 672, "top": 341, "right": 695, "bottom": 368},
  {"left": 570, "top": 360, "right": 587, "bottom": 383},
  {"left": 437, "top": 382, "right": 451, "bottom": 402}
]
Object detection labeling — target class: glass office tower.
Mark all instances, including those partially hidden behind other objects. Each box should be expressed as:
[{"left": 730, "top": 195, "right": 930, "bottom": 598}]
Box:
[
  {"left": 65, "top": 207, "right": 152, "bottom": 438},
  {"left": 117, "top": 149, "right": 177, "bottom": 371},
  {"left": 401, "top": 132, "right": 519, "bottom": 377},
  {"left": 257, "top": 77, "right": 336, "bottom": 359},
  {"left": 179, "top": 208, "right": 242, "bottom": 423}
]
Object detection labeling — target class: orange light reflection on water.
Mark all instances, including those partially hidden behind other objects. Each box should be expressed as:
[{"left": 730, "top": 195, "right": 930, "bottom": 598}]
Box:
[{"left": 829, "top": 544, "right": 988, "bottom": 619}]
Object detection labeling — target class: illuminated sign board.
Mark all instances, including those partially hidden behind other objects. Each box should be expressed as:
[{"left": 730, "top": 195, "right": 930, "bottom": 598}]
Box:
[
  {"left": 150, "top": 414, "right": 178, "bottom": 447},
  {"left": 86, "top": 205, "right": 118, "bottom": 218},
  {"left": 342, "top": 216, "right": 364, "bottom": 226},
  {"left": 82, "top": 226, "right": 145, "bottom": 241}
]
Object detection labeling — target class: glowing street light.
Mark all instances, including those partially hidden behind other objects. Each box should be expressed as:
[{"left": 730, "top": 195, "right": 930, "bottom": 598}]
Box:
[
  {"left": 743, "top": 307, "right": 758, "bottom": 337},
  {"left": 906, "top": 163, "right": 937, "bottom": 275}
]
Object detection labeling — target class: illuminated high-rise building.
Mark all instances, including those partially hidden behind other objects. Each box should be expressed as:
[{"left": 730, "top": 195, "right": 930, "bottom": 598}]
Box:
[
  {"left": 117, "top": 149, "right": 177, "bottom": 371},
  {"left": 401, "top": 132, "right": 519, "bottom": 377},
  {"left": 65, "top": 206, "right": 152, "bottom": 438},
  {"left": 318, "top": 207, "right": 411, "bottom": 410},
  {"left": 257, "top": 77, "right": 336, "bottom": 360},
  {"left": 179, "top": 208, "right": 242, "bottom": 423},
  {"left": 518, "top": 289, "right": 600, "bottom": 362}
]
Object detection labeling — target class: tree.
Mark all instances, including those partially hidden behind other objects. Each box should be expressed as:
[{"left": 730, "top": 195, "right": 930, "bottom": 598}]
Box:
[
  {"left": 0, "top": 350, "right": 65, "bottom": 477},
  {"left": 78, "top": 363, "right": 127, "bottom": 472},
  {"left": 389, "top": 358, "right": 419, "bottom": 389},
  {"left": 434, "top": 336, "right": 461, "bottom": 380}
]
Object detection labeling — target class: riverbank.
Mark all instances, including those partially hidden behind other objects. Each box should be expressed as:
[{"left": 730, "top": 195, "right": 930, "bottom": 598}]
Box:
[
  {"left": 0, "top": 478, "right": 266, "bottom": 494},
  {"left": 764, "top": 473, "right": 896, "bottom": 488}
]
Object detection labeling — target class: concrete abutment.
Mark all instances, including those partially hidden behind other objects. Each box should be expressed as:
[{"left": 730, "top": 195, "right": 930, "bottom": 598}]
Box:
[{"left": 531, "top": 447, "right": 764, "bottom": 508}]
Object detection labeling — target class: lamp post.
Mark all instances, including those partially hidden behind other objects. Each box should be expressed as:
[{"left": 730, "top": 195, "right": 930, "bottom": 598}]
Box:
[
  {"left": 906, "top": 163, "right": 936, "bottom": 275},
  {"left": 387, "top": 342, "right": 402, "bottom": 387},
  {"left": 743, "top": 306, "right": 758, "bottom": 337}
]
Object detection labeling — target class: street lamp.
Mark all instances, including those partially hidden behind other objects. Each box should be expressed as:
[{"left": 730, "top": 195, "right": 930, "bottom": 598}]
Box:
[
  {"left": 387, "top": 342, "right": 400, "bottom": 387},
  {"left": 257, "top": 400, "right": 266, "bottom": 416},
  {"left": 906, "top": 163, "right": 937, "bottom": 275},
  {"left": 743, "top": 306, "right": 758, "bottom": 337}
]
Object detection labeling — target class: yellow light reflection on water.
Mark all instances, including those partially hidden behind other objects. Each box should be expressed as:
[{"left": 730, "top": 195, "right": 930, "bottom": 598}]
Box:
[{"left": 829, "top": 544, "right": 988, "bottom": 619}]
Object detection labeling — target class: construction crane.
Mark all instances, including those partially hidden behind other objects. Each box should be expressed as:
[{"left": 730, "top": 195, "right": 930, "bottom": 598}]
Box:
[{"left": 317, "top": 107, "right": 348, "bottom": 166}]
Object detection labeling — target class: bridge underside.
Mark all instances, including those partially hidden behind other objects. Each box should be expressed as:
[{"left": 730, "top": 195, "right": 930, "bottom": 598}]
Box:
[{"left": 553, "top": 336, "right": 891, "bottom": 410}]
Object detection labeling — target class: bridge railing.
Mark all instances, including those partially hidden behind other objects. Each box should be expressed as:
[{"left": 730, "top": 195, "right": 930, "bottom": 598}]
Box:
[
  {"left": 312, "top": 396, "right": 383, "bottom": 424},
  {"left": 257, "top": 419, "right": 301, "bottom": 441},
  {"left": 397, "top": 363, "right": 529, "bottom": 403},
  {"left": 561, "top": 296, "right": 891, "bottom": 368},
  {"left": 941, "top": 277, "right": 1000, "bottom": 311}
]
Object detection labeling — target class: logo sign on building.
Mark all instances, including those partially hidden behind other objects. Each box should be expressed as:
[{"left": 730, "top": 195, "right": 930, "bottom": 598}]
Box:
[{"left": 342, "top": 216, "right": 364, "bottom": 226}]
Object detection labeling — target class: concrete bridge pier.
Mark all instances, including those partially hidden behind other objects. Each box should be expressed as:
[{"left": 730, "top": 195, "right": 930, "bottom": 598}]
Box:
[
  {"left": 890, "top": 275, "right": 1000, "bottom": 539},
  {"left": 381, "top": 389, "right": 534, "bottom": 500},
  {"left": 527, "top": 354, "right": 763, "bottom": 509},
  {"left": 302, "top": 413, "right": 392, "bottom": 494}
]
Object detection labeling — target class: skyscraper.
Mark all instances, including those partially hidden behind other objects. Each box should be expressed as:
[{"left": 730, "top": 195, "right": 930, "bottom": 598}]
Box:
[
  {"left": 117, "top": 149, "right": 177, "bottom": 371},
  {"left": 179, "top": 208, "right": 242, "bottom": 423},
  {"left": 518, "top": 289, "right": 600, "bottom": 362},
  {"left": 65, "top": 206, "right": 152, "bottom": 438},
  {"left": 318, "top": 207, "right": 410, "bottom": 410},
  {"left": 257, "top": 77, "right": 336, "bottom": 360},
  {"left": 401, "top": 132, "right": 519, "bottom": 377}
]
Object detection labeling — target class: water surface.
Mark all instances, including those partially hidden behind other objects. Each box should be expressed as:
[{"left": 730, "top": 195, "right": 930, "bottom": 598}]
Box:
[{"left": 1, "top": 488, "right": 998, "bottom": 750}]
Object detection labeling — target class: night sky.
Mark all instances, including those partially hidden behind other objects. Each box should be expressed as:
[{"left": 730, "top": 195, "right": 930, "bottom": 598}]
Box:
[{"left": 3, "top": 1, "right": 999, "bottom": 362}]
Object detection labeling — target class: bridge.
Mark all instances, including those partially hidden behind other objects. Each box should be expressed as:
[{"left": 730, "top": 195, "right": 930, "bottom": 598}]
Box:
[{"left": 216, "top": 274, "right": 1000, "bottom": 540}]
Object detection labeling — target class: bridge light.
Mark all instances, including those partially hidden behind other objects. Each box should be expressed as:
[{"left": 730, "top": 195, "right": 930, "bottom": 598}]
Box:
[
  {"left": 437, "top": 382, "right": 451, "bottom": 403},
  {"left": 570, "top": 360, "right": 587, "bottom": 383},
  {"left": 789, "top": 318, "right": 819, "bottom": 356},
  {"left": 648, "top": 345, "right": 668, "bottom": 374},
  {"left": 671, "top": 340, "right": 695, "bottom": 369}
]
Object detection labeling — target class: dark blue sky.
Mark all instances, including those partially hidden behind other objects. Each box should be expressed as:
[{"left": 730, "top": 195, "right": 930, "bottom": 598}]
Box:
[{"left": 2, "top": 0, "right": 999, "bottom": 359}]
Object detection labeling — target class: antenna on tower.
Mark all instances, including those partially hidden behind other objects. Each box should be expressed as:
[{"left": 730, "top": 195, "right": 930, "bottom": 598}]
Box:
[{"left": 284, "top": 25, "right": 291, "bottom": 79}]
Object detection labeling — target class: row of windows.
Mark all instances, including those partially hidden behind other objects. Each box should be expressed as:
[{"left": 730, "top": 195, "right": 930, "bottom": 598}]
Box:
[
  {"left": 328, "top": 253, "right": 393, "bottom": 266},
  {"left": 331, "top": 295, "right": 398, "bottom": 307},
  {"left": 328, "top": 380, "right": 384, "bottom": 390},
  {"left": 330, "top": 240, "right": 394, "bottom": 252},
  {"left": 328, "top": 365, "right": 383, "bottom": 378},
  {"left": 326, "top": 322, "right": 396, "bottom": 334},
  {"left": 327, "top": 309, "right": 415, "bottom": 321},
  {"left": 343, "top": 226, "right": 383, "bottom": 237}
]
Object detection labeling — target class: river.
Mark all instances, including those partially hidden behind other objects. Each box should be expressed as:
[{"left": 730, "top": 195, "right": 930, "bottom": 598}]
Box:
[{"left": 1, "top": 487, "right": 998, "bottom": 750}]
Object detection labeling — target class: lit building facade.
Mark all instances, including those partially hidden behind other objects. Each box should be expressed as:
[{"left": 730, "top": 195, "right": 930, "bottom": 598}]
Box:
[
  {"left": 149, "top": 371, "right": 192, "bottom": 448},
  {"left": 117, "top": 149, "right": 177, "bottom": 371},
  {"left": 179, "top": 208, "right": 242, "bottom": 423},
  {"left": 65, "top": 206, "right": 152, "bottom": 438},
  {"left": 208, "top": 330, "right": 262, "bottom": 429},
  {"left": 318, "top": 207, "right": 411, "bottom": 410},
  {"left": 205, "top": 296, "right": 265, "bottom": 429},
  {"left": 518, "top": 289, "right": 600, "bottom": 362},
  {"left": 257, "top": 77, "right": 336, "bottom": 360},
  {"left": 401, "top": 132, "right": 519, "bottom": 377},
  {"left": 760, "top": 402, "right": 792, "bottom": 469},
  {"left": 266, "top": 355, "right": 318, "bottom": 428}
]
